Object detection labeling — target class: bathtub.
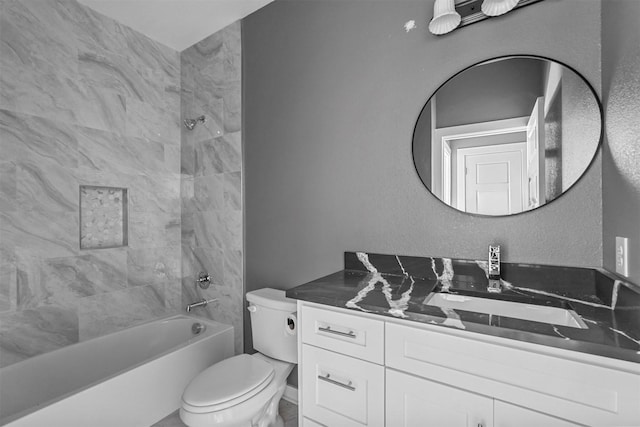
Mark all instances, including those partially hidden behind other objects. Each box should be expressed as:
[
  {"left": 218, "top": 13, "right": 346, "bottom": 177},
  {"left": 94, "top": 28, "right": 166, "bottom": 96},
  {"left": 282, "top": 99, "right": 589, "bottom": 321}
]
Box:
[{"left": 0, "top": 315, "right": 234, "bottom": 427}]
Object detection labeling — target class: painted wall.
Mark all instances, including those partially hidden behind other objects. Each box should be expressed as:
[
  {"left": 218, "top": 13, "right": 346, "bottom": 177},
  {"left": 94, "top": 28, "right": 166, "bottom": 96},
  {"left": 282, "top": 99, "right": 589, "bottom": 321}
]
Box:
[
  {"left": 602, "top": 0, "right": 640, "bottom": 284},
  {"left": 0, "top": 0, "right": 181, "bottom": 367},
  {"left": 435, "top": 57, "right": 544, "bottom": 128},
  {"left": 243, "top": 0, "right": 603, "bottom": 349},
  {"left": 561, "top": 68, "right": 601, "bottom": 192},
  {"left": 180, "top": 22, "right": 244, "bottom": 354}
]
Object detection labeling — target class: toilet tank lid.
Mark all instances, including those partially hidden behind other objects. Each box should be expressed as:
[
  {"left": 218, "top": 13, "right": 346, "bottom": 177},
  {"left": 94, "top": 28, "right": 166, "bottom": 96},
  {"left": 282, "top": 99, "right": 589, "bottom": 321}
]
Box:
[{"left": 246, "top": 288, "right": 297, "bottom": 311}]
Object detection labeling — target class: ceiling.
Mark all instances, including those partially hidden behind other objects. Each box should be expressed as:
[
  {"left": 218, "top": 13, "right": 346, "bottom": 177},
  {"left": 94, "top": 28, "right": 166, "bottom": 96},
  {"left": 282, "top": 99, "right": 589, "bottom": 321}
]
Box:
[{"left": 77, "top": 0, "right": 275, "bottom": 51}]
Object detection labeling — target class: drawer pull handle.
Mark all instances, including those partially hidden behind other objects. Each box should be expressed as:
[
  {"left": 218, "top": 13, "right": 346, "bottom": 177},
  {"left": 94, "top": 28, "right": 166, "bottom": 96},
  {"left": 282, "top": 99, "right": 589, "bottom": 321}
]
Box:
[
  {"left": 318, "top": 373, "right": 355, "bottom": 391},
  {"left": 318, "top": 325, "right": 356, "bottom": 338}
]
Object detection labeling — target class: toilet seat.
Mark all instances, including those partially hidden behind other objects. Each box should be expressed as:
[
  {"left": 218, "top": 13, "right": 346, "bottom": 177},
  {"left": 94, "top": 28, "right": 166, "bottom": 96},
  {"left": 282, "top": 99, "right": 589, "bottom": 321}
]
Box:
[{"left": 181, "top": 354, "right": 275, "bottom": 413}]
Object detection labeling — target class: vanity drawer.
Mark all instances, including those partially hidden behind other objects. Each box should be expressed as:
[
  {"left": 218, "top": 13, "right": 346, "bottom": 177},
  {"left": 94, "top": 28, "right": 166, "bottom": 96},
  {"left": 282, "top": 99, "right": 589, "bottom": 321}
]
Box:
[
  {"left": 301, "top": 344, "right": 384, "bottom": 427},
  {"left": 385, "top": 322, "right": 640, "bottom": 426},
  {"left": 301, "top": 305, "right": 384, "bottom": 364}
]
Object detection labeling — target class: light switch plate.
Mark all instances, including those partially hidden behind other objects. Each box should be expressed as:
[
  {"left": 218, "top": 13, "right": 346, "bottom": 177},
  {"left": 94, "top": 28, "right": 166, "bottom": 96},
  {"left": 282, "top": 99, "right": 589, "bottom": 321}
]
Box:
[{"left": 615, "top": 236, "right": 629, "bottom": 277}]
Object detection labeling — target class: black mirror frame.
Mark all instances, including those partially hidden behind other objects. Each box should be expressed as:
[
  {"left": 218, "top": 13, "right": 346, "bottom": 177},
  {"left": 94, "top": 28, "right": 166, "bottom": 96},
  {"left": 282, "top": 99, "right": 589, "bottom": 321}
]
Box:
[{"left": 411, "top": 54, "right": 604, "bottom": 218}]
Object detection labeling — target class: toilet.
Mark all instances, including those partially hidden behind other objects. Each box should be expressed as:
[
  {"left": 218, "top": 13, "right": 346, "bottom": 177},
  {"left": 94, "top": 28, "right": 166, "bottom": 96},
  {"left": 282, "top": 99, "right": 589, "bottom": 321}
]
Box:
[{"left": 180, "top": 288, "right": 297, "bottom": 427}]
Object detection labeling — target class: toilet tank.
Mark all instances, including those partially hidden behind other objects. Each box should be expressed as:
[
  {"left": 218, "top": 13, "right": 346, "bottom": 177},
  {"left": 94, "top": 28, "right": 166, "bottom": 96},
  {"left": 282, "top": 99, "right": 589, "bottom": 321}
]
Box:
[{"left": 246, "top": 288, "right": 297, "bottom": 364}]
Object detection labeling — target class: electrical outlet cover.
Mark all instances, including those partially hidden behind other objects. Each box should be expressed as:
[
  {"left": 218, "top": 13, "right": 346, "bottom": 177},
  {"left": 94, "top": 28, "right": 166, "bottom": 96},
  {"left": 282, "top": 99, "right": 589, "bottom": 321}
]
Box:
[{"left": 615, "top": 236, "right": 629, "bottom": 277}]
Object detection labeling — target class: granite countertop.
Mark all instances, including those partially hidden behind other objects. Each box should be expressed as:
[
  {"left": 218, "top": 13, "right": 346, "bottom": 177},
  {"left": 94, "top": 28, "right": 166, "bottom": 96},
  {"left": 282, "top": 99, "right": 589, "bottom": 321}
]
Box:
[{"left": 286, "top": 252, "right": 640, "bottom": 364}]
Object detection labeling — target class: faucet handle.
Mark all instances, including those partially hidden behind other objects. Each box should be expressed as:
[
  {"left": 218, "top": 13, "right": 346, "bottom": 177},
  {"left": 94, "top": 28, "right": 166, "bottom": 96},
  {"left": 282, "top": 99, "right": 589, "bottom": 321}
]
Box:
[{"left": 488, "top": 244, "right": 501, "bottom": 280}]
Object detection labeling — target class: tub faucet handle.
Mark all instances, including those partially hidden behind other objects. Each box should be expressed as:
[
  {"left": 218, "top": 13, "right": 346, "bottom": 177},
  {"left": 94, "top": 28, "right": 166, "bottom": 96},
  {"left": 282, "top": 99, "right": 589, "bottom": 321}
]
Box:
[{"left": 197, "top": 271, "right": 211, "bottom": 289}]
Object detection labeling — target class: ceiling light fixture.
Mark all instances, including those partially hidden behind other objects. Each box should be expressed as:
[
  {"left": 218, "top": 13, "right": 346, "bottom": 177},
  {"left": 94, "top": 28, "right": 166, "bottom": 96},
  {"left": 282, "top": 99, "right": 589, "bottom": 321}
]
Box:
[
  {"left": 481, "top": 0, "right": 519, "bottom": 16},
  {"left": 428, "top": 0, "right": 544, "bottom": 36},
  {"left": 428, "top": 0, "right": 461, "bottom": 35}
]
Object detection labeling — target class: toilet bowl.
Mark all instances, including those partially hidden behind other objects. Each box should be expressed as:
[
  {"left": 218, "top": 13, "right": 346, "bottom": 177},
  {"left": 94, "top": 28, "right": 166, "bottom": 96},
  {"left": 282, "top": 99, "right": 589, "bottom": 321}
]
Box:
[{"left": 180, "top": 288, "right": 297, "bottom": 427}]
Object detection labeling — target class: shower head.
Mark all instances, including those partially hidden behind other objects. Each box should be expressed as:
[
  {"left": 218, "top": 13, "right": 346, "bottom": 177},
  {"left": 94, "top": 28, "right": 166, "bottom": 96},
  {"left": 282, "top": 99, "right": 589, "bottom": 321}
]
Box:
[{"left": 184, "top": 115, "right": 206, "bottom": 130}]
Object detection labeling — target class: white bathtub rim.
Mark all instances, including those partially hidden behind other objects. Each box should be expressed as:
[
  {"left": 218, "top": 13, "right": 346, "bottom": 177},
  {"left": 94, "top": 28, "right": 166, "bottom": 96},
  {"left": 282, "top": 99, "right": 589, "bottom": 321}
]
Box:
[{"left": 0, "top": 314, "right": 233, "bottom": 426}]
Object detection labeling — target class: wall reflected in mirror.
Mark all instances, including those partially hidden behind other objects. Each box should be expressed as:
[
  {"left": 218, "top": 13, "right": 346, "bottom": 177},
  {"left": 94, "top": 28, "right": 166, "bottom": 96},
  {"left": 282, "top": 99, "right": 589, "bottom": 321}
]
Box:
[{"left": 413, "top": 56, "right": 602, "bottom": 216}]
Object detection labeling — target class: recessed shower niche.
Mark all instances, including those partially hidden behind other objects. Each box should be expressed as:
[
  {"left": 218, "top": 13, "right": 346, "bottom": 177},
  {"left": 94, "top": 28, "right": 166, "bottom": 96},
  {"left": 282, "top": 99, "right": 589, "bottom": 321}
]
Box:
[{"left": 79, "top": 185, "right": 128, "bottom": 249}]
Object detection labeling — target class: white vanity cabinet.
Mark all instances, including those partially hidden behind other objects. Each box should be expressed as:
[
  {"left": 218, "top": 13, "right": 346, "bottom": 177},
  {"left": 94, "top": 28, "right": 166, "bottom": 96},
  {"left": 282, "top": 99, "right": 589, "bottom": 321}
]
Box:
[
  {"left": 297, "top": 301, "right": 640, "bottom": 427},
  {"left": 299, "top": 304, "right": 385, "bottom": 427},
  {"left": 386, "top": 369, "right": 493, "bottom": 427}
]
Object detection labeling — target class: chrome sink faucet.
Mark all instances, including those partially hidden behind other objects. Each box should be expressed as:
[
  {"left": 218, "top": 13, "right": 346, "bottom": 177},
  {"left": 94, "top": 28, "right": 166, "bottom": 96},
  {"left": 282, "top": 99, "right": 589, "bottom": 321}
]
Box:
[{"left": 487, "top": 244, "right": 502, "bottom": 293}]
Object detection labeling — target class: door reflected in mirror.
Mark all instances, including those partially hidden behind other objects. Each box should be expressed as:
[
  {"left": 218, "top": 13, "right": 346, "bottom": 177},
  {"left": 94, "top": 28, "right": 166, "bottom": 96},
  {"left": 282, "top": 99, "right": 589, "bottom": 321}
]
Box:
[{"left": 412, "top": 56, "right": 602, "bottom": 216}]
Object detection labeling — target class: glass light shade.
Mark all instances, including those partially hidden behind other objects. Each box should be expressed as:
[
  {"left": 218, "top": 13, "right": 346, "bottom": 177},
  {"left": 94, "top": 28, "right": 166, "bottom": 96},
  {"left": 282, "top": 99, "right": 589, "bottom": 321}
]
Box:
[
  {"left": 481, "top": 0, "right": 519, "bottom": 16},
  {"left": 429, "top": 0, "right": 461, "bottom": 35}
]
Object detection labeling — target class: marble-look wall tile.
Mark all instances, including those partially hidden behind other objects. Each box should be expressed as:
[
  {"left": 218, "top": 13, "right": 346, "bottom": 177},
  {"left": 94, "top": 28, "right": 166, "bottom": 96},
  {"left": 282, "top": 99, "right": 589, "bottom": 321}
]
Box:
[
  {"left": 222, "top": 210, "right": 243, "bottom": 253},
  {"left": 223, "top": 22, "right": 242, "bottom": 83},
  {"left": 219, "top": 132, "right": 242, "bottom": 172},
  {"left": 224, "top": 249, "right": 243, "bottom": 288},
  {"left": 181, "top": 132, "right": 196, "bottom": 175},
  {"left": 77, "top": 126, "right": 167, "bottom": 175},
  {"left": 194, "top": 139, "right": 225, "bottom": 176},
  {"left": 0, "top": 305, "right": 79, "bottom": 368},
  {"left": 224, "top": 172, "right": 242, "bottom": 211},
  {"left": 0, "top": 0, "right": 181, "bottom": 367},
  {"left": 16, "top": 161, "right": 78, "bottom": 213},
  {"left": 194, "top": 174, "right": 225, "bottom": 211},
  {"left": 77, "top": 284, "right": 167, "bottom": 341},
  {"left": 78, "top": 50, "right": 165, "bottom": 106},
  {"left": 0, "top": 255, "right": 17, "bottom": 313},
  {"left": 125, "top": 97, "right": 180, "bottom": 145},
  {"left": 223, "top": 83, "right": 242, "bottom": 133},
  {"left": 0, "top": 0, "right": 78, "bottom": 74},
  {"left": 0, "top": 162, "right": 17, "bottom": 212},
  {"left": 181, "top": 174, "right": 195, "bottom": 214},
  {"left": 128, "top": 210, "right": 181, "bottom": 250},
  {"left": 182, "top": 32, "right": 224, "bottom": 74},
  {"left": 17, "top": 251, "right": 128, "bottom": 310},
  {"left": 0, "top": 65, "right": 127, "bottom": 132},
  {"left": 0, "top": 110, "right": 79, "bottom": 168},
  {"left": 116, "top": 25, "right": 180, "bottom": 84},
  {"left": 127, "top": 246, "right": 180, "bottom": 288},
  {"left": 164, "top": 144, "right": 181, "bottom": 175},
  {"left": 194, "top": 132, "right": 242, "bottom": 177},
  {"left": 190, "top": 211, "right": 224, "bottom": 250},
  {"left": 128, "top": 173, "right": 181, "bottom": 214},
  {"left": 1, "top": 210, "right": 79, "bottom": 258},
  {"left": 181, "top": 20, "right": 243, "bottom": 353},
  {"left": 181, "top": 246, "right": 224, "bottom": 283}
]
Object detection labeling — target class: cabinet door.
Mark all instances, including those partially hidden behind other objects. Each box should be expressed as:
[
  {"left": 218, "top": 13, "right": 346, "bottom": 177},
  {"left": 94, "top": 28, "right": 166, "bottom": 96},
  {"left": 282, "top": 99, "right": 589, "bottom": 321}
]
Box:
[
  {"left": 386, "top": 369, "right": 493, "bottom": 427},
  {"left": 302, "top": 344, "right": 384, "bottom": 427},
  {"left": 494, "top": 401, "right": 582, "bottom": 427},
  {"left": 302, "top": 417, "right": 326, "bottom": 427}
]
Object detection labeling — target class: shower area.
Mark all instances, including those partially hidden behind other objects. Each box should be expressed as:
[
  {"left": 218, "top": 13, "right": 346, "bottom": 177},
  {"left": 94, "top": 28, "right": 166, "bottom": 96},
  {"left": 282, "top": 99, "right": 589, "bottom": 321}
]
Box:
[{"left": 0, "top": 0, "right": 244, "bottom": 370}]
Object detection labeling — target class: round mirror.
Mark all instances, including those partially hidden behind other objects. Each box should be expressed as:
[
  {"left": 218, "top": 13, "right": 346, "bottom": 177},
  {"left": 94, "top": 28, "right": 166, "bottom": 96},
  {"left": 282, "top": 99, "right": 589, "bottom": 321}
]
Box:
[{"left": 412, "top": 55, "right": 602, "bottom": 216}]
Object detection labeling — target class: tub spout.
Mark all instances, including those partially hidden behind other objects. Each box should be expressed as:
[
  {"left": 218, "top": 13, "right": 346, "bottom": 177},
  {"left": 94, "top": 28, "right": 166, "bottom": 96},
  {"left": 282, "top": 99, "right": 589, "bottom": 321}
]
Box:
[{"left": 186, "top": 298, "right": 218, "bottom": 312}]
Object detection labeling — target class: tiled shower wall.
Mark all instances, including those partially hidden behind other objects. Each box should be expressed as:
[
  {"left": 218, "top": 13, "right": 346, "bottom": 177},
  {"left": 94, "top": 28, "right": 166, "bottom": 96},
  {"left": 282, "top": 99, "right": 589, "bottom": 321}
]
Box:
[
  {"left": 180, "top": 23, "right": 244, "bottom": 354},
  {"left": 0, "top": 0, "right": 182, "bottom": 367}
]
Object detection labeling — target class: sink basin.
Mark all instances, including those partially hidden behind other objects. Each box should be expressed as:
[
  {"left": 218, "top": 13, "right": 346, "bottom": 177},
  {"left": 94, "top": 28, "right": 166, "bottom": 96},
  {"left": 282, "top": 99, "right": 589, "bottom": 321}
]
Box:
[{"left": 424, "top": 293, "right": 588, "bottom": 329}]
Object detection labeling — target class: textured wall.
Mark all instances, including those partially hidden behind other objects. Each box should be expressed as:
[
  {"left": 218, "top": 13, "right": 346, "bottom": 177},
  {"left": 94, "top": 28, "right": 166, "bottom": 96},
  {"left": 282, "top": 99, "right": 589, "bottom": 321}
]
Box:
[
  {"left": 0, "top": 0, "right": 181, "bottom": 367},
  {"left": 561, "top": 69, "right": 601, "bottom": 192},
  {"left": 243, "top": 0, "right": 603, "bottom": 349},
  {"left": 602, "top": 0, "right": 640, "bottom": 284},
  {"left": 180, "top": 22, "right": 244, "bottom": 354}
]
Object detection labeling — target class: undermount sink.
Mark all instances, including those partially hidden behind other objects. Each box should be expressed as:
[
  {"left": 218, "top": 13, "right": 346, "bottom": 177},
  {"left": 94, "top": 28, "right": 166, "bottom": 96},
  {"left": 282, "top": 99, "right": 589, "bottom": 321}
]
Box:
[{"left": 424, "top": 292, "right": 588, "bottom": 329}]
